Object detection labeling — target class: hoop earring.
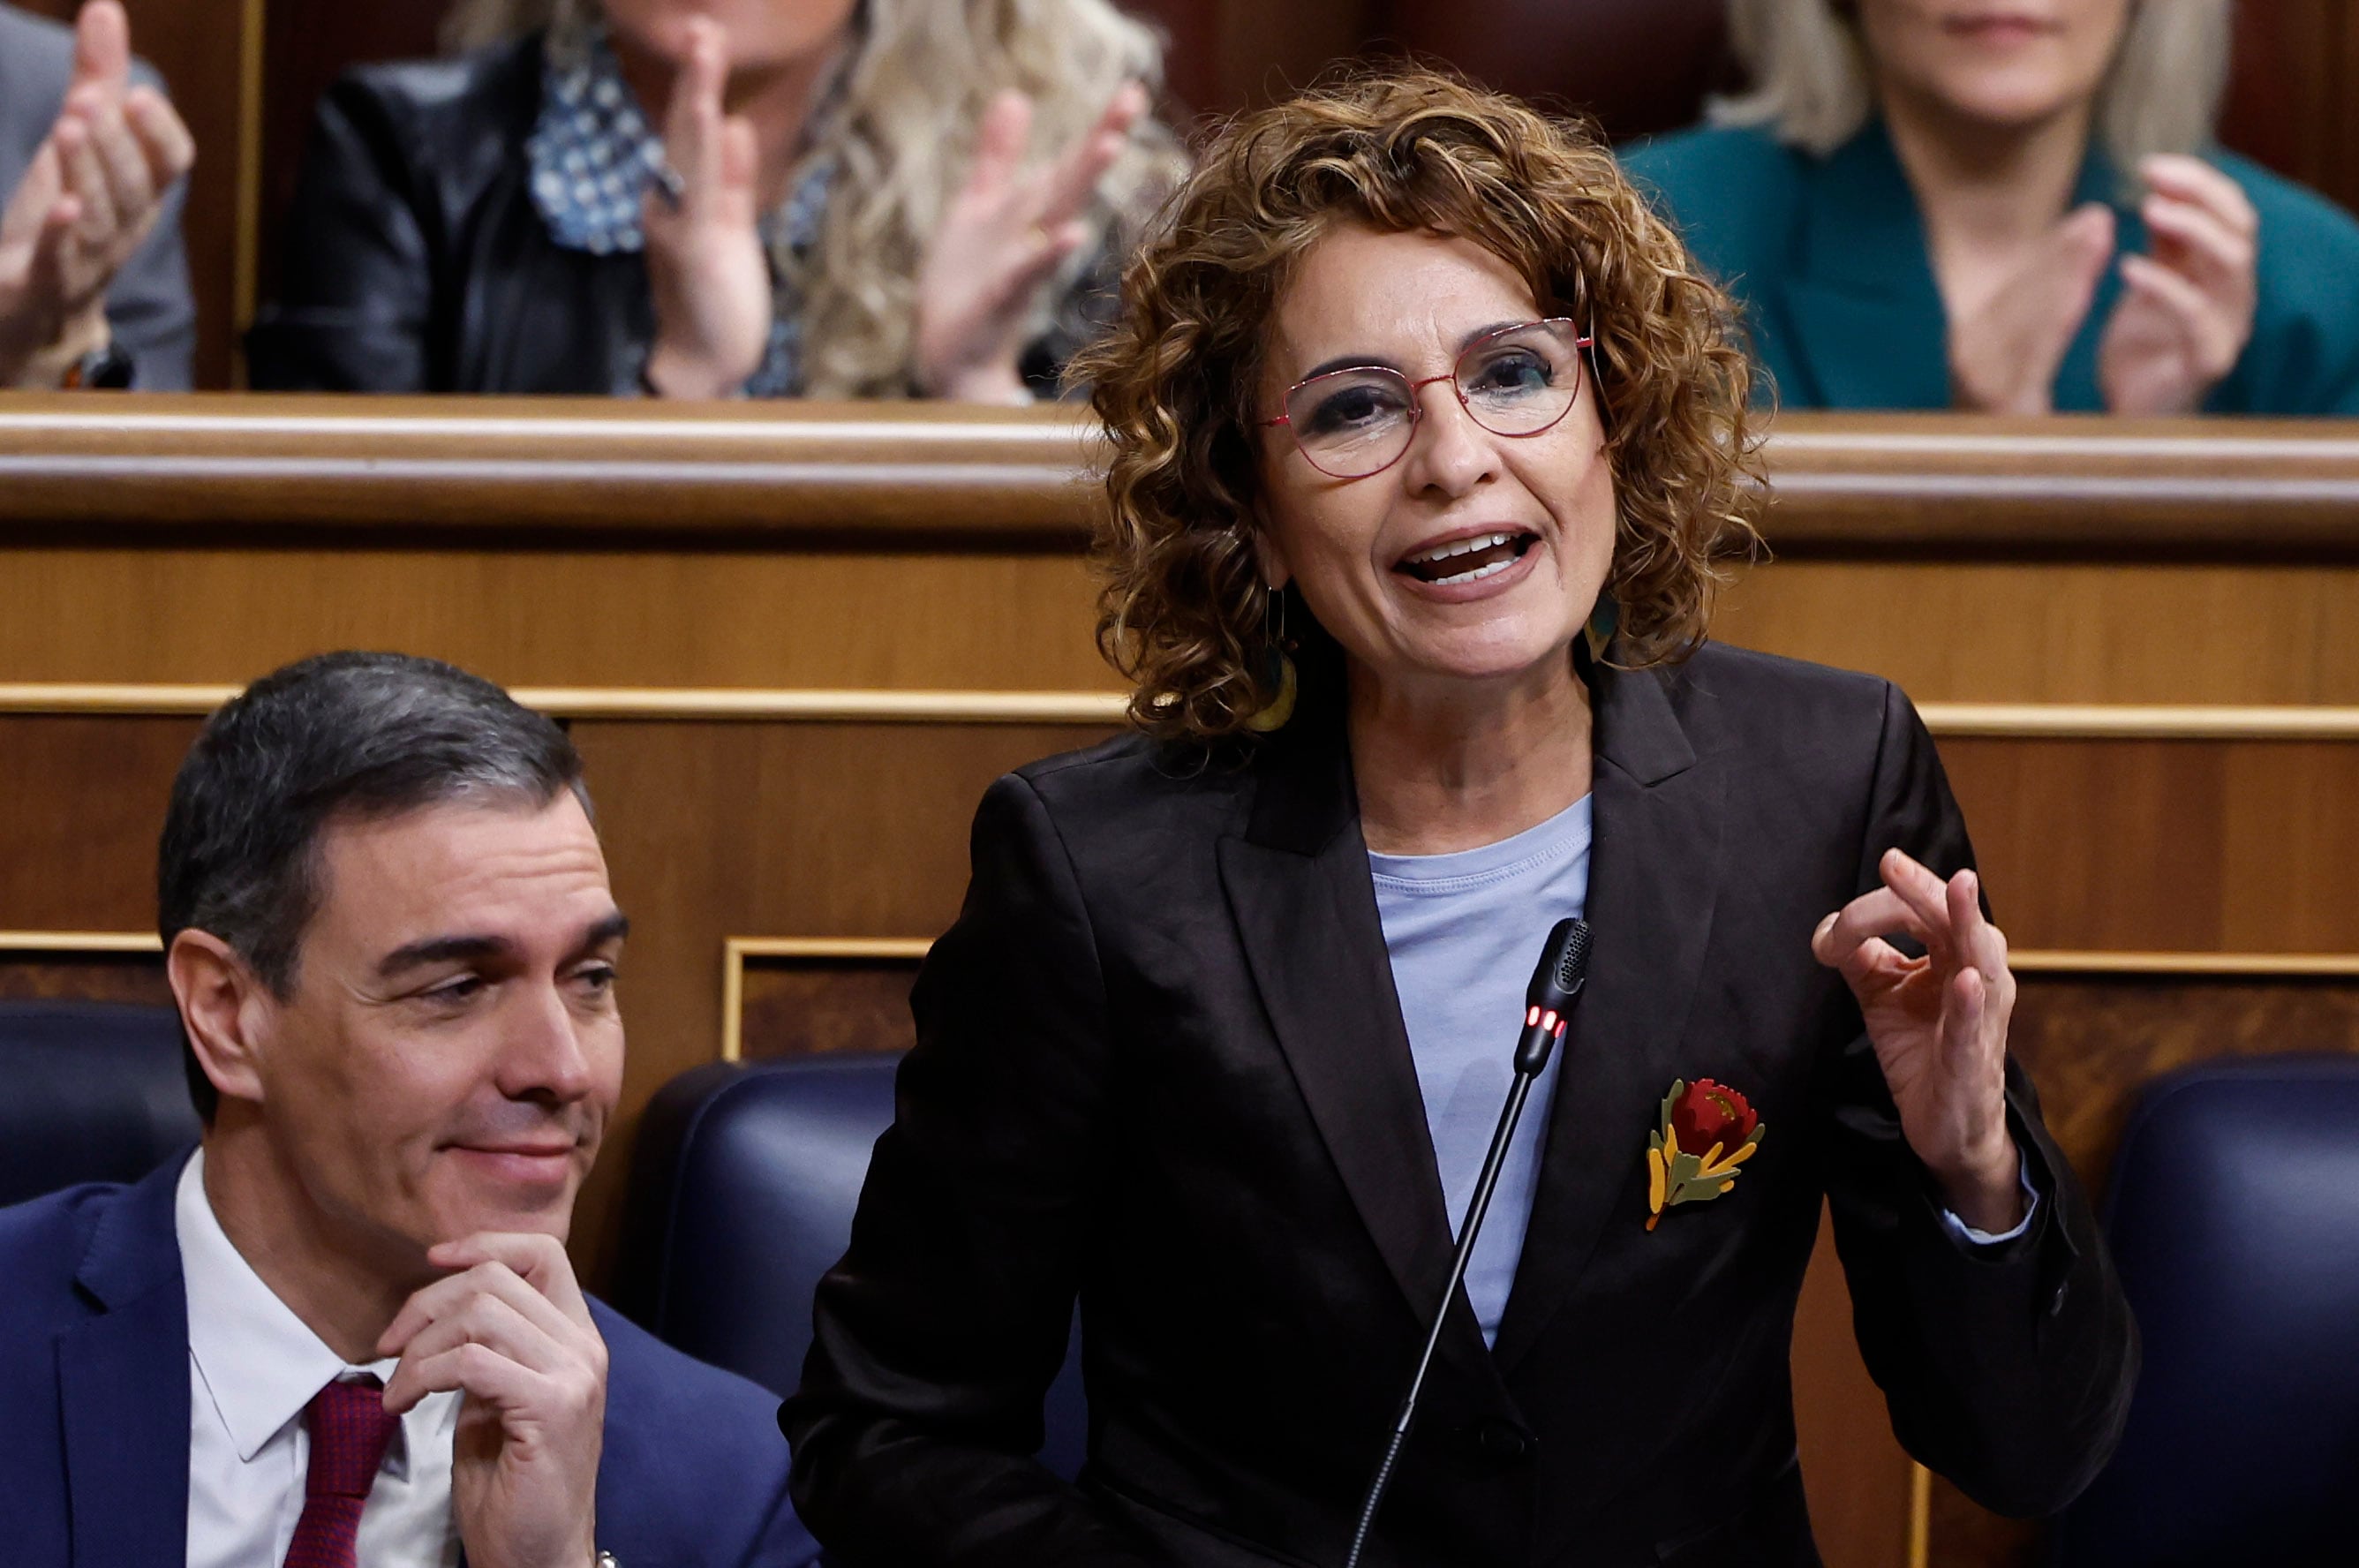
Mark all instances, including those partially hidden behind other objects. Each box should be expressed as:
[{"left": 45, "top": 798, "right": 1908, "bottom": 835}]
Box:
[{"left": 1244, "top": 584, "right": 1298, "bottom": 734}]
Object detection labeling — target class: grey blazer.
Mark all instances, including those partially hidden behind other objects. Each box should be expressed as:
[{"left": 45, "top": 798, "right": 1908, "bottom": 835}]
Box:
[{"left": 0, "top": 1, "right": 193, "bottom": 388}]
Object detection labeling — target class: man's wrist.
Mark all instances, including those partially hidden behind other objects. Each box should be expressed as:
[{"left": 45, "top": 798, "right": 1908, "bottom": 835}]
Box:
[{"left": 11, "top": 307, "right": 109, "bottom": 389}]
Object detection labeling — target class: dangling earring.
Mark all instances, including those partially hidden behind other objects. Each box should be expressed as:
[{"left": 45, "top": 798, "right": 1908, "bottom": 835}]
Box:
[
  {"left": 1583, "top": 592, "right": 1620, "bottom": 664},
  {"left": 1245, "top": 584, "right": 1298, "bottom": 734}
]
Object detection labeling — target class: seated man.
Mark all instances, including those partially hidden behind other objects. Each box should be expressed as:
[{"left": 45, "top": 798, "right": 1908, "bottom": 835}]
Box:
[
  {"left": 0, "top": 0, "right": 195, "bottom": 388},
  {"left": 0, "top": 652, "right": 818, "bottom": 1566}
]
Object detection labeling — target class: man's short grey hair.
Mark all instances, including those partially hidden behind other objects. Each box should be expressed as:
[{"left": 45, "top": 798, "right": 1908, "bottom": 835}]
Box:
[
  {"left": 1713, "top": 0, "right": 2233, "bottom": 177},
  {"left": 157, "top": 651, "right": 591, "bottom": 1120}
]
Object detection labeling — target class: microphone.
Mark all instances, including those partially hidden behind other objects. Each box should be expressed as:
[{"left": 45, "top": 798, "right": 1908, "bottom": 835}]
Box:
[{"left": 1342, "top": 917, "right": 1592, "bottom": 1568}]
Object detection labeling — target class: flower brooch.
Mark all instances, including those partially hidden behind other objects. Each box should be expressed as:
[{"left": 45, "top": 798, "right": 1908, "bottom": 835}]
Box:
[{"left": 1646, "top": 1078, "right": 1763, "bottom": 1231}]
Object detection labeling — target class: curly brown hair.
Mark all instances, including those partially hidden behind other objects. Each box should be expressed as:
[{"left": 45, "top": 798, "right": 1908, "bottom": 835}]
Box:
[{"left": 1071, "top": 66, "right": 1767, "bottom": 743}]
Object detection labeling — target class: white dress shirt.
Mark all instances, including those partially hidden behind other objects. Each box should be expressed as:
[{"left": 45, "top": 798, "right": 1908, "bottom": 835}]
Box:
[{"left": 177, "top": 1150, "right": 464, "bottom": 1568}]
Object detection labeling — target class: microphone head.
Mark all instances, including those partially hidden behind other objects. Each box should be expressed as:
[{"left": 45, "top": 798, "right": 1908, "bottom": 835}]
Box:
[{"left": 1527, "top": 917, "right": 1593, "bottom": 1012}]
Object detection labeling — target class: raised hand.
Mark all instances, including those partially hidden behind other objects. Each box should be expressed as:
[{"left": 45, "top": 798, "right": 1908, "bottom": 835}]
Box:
[
  {"left": 0, "top": 0, "right": 194, "bottom": 385},
  {"left": 2099, "top": 154, "right": 2258, "bottom": 415},
  {"left": 381, "top": 1233, "right": 607, "bottom": 1568},
  {"left": 1812, "top": 848, "right": 2024, "bottom": 1233},
  {"left": 640, "top": 17, "right": 771, "bottom": 400},
  {"left": 1947, "top": 203, "right": 2114, "bottom": 414},
  {"left": 911, "top": 80, "right": 1147, "bottom": 404}
]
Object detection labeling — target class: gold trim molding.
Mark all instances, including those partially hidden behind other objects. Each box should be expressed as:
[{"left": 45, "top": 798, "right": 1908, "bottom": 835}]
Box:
[
  {"left": 0, "top": 931, "right": 162, "bottom": 954},
  {"left": 4, "top": 684, "right": 2359, "bottom": 739}
]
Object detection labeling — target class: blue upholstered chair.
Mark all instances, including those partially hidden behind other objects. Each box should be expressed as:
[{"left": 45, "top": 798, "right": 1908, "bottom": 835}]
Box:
[
  {"left": 2052, "top": 1054, "right": 2359, "bottom": 1565},
  {"left": 0, "top": 1000, "right": 200, "bottom": 1209},
  {"left": 616, "top": 1052, "right": 1090, "bottom": 1478}
]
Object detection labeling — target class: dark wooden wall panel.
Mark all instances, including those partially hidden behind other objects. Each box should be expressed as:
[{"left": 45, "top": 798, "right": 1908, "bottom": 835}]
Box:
[
  {"left": 740, "top": 959, "right": 918, "bottom": 1061},
  {"left": 1940, "top": 737, "right": 2359, "bottom": 954},
  {"left": 0, "top": 951, "right": 170, "bottom": 1004},
  {"left": 0, "top": 714, "right": 198, "bottom": 928}
]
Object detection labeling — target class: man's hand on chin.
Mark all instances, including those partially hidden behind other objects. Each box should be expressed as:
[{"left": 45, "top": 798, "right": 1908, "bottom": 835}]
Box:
[{"left": 379, "top": 1232, "right": 607, "bottom": 1568}]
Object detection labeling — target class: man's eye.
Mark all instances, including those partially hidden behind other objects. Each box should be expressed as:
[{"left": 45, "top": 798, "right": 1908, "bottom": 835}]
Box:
[
  {"left": 576, "top": 965, "right": 618, "bottom": 995},
  {"left": 426, "top": 975, "right": 486, "bottom": 1004}
]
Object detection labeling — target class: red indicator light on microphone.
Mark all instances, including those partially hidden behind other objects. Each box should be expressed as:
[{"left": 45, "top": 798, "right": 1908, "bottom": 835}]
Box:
[{"left": 1526, "top": 1006, "right": 1541, "bottom": 1026}]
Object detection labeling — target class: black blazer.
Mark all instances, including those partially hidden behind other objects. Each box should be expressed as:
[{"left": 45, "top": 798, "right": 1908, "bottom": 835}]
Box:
[{"left": 783, "top": 644, "right": 2138, "bottom": 1567}]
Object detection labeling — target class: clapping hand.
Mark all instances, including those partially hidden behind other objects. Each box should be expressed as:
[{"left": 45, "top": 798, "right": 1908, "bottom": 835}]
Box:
[
  {"left": 0, "top": 0, "right": 194, "bottom": 386},
  {"left": 911, "top": 81, "right": 1148, "bottom": 404},
  {"left": 2099, "top": 154, "right": 2258, "bottom": 415},
  {"left": 641, "top": 17, "right": 770, "bottom": 400},
  {"left": 1812, "top": 848, "right": 2024, "bottom": 1233},
  {"left": 381, "top": 1233, "right": 607, "bottom": 1568},
  {"left": 1947, "top": 203, "right": 2114, "bottom": 415}
]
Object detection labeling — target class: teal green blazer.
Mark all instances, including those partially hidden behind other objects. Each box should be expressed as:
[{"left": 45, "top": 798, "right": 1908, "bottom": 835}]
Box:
[{"left": 1622, "top": 120, "right": 2359, "bottom": 415}]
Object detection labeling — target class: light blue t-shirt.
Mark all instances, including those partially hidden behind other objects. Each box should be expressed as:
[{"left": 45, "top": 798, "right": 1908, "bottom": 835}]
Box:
[{"left": 1369, "top": 794, "right": 1592, "bottom": 1348}]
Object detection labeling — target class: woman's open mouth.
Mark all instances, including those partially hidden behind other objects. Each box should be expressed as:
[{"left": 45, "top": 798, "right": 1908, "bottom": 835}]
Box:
[{"left": 1394, "top": 529, "right": 1540, "bottom": 588}]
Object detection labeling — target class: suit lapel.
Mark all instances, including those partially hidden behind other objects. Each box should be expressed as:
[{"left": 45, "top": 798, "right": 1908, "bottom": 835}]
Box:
[
  {"left": 59, "top": 1158, "right": 193, "bottom": 1567},
  {"left": 1771, "top": 120, "right": 1952, "bottom": 411},
  {"left": 1492, "top": 662, "right": 1725, "bottom": 1374},
  {"left": 1216, "top": 712, "right": 1473, "bottom": 1350}
]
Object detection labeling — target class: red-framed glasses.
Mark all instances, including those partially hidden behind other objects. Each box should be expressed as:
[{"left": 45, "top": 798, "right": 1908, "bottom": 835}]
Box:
[{"left": 1259, "top": 319, "right": 1595, "bottom": 480}]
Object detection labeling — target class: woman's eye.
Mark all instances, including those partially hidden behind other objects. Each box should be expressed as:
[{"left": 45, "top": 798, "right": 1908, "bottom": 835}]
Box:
[
  {"left": 1301, "top": 382, "right": 1407, "bottom": 436},
  {"left": 1466, "top": 350, "right": 1555, "bottom": 396}
]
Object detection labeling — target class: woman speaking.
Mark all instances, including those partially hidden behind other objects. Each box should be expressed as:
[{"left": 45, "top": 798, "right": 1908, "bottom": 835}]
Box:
[{"left": 783, "top": 70, "right": 2137, "bottom": 1566}]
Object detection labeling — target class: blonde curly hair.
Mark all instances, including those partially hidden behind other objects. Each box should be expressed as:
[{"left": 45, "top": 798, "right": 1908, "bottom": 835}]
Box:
[
  {"left": 1072, "top": 67, "right": 1767, "bottom": 744},
  {"left": 443, "top": 0, "right": 1186, "bottom": 396}
]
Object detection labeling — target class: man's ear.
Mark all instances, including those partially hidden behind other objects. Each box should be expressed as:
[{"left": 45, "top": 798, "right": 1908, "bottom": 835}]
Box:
[{"left": 167, "top": 930, "right": 274, "bottom": 1110}]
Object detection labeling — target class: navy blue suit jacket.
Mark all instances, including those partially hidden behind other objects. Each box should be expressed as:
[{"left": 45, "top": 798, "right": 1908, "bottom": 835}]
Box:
[{"left": 0, "top": 1154, "right": 821, "bottom": 1567}]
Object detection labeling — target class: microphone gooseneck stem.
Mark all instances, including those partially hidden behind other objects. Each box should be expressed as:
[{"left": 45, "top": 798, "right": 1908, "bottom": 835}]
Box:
[{"left": 1341, "top": 1067, "right": 1539, "bottom": 1568}]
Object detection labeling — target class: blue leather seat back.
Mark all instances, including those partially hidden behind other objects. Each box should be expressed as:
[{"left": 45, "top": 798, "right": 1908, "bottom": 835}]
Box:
[
  {"left": 0, "top": 1001, "right": 200, "bottom": 1209},
  {"left": 2054, "top": 1054, "right": 2359, "bottom": 1565},
  {"left": 618, "top": 1052, "right": 1089, "bottom": 1478}
]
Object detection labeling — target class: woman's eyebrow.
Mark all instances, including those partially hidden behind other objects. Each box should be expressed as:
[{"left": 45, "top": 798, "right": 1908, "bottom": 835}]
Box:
[{"left": 1288, "top": 321, "right": 1525, "bottom": 385}]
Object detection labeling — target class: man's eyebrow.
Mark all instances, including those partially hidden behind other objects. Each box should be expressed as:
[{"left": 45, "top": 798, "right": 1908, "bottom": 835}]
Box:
[
  {"left": 377, "top": 934, "right": 513, "bottom": 979},
  {"left": 1289, "top": 321, "right": 1525, "bottom": 387},
  {"left": 579, "top": 911, "right": 630, "bottom": 953}
]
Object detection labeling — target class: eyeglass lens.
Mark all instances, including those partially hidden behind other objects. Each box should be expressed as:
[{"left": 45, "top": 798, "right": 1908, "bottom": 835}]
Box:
[{"left": 1281, "top": 320, "right": 1586, "bottom": 479}]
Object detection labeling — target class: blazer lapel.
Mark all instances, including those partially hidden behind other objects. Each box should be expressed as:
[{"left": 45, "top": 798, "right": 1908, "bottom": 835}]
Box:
[
  {"left": 1216, "top": 711, "right": 1468, "bottom": 1343},
  {"left": 1492, "top": 662, "right": 1725, "bottom": 1374},
  {"left": 59, "top": 1157, "right": 193, "bottom": 1567},
  {"left": 1771, "top": 120, "right": 1952, "bottom": 411}
]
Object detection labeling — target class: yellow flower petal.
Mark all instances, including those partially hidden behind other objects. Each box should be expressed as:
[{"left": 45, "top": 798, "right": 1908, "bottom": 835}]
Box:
[
  {"left": 1647, "top": 1145, "right": 1665, "bottom": 1213},
  {"left": 1718, "top": 1180, "right": 1735, "bottom": 1194}
]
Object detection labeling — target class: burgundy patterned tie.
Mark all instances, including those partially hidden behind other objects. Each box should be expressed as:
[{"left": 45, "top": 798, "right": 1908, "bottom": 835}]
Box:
[{"left": 283, "top": 1376, "right": 402, "bottom": 1568}]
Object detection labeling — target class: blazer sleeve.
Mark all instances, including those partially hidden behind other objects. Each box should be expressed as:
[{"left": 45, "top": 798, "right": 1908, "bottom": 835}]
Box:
[
  {"left": 245, "top": 74, "right": 435, "bottom": 392},
  {"left": 781, "top": 773, "right": 1154, "bottom": 1567},
  {"left": 1816, "top": 682, "right": 2140, "bottom": 1519}
]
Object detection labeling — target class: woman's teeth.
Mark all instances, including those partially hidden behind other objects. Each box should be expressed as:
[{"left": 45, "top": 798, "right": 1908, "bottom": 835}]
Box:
[
  {"left": 1400, "top": 531, "right": 1530, "bottom": 584},
  {"left": 1433, "top": 555, "right": 1517, "bottom": 585}
]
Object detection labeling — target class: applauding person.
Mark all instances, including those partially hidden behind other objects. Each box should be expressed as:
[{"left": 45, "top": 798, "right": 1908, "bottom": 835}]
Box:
[
  {"left": 1625, "top": 0, "right": 2359, "bottom": 415},
  {"left": 249, "top": 0, "right": 1183, "bottom": 399},
  {"left": 0, "top": 0, "right": 194, "bottom": 389},
  {"left": 0, "top": 653, "right": 818, "bottom": 1567}
]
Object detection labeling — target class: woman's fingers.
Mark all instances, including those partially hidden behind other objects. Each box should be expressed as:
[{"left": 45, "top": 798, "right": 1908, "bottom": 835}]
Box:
[
  {"left": 70, "top": 0, "right": 132, "bottom": 97},
  {"left": 2142, "top": 193, "right": 2257, "bottom": 302},
  {"left": 77, "top": 94, "right": 158, "bottom": 245},
  {"left": 2139, "top": 154, "right": 2257, "bottom": 239},
  {"left": 1875, "top": 848, "right": 1963, "bottom": 959},
  {"left": 124, "top": 87, "right": 195, "bottom": 191},
  {"left": 1029, "top": 80, "right": 1144, "bottom": 229},
  {"left": 663, "top": 19, "right": 728, "bottom": 203},
  {"left": 52, "top": 115, "right": 114, "bottom": 245},
  {"left": 1812, "top": 884, "right": 1933, "bottom": 969},
  {"left": 965, "top": 91, "right": 1032, "bottom": 206}
]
